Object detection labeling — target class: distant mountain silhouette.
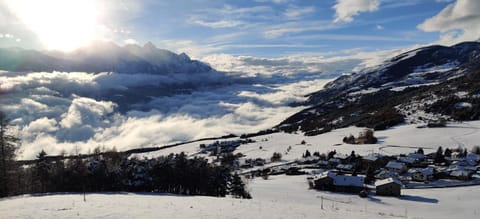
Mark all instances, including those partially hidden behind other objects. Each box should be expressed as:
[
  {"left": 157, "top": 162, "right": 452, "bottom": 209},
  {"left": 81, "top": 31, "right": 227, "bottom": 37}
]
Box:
[{"left": 0, "top": 41, "right": 212, "bottom": 74}]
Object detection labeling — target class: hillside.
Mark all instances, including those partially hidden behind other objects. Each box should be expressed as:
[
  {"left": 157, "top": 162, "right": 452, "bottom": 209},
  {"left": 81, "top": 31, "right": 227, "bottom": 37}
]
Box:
[{"left": 278, "top": 42, "right": 480, "bottom": 135}]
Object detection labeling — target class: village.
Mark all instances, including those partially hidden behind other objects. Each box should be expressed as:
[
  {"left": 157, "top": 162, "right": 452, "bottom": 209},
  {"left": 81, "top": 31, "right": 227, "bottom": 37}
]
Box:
[{"left": 199, "top": 129, "right": 480, "bottom": 198}]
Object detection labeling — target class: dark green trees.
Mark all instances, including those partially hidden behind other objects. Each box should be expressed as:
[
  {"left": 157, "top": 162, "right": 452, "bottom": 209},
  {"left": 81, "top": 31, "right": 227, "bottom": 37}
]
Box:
[{"left": 0, "top": 112, "right": 19, "bottom": 197}]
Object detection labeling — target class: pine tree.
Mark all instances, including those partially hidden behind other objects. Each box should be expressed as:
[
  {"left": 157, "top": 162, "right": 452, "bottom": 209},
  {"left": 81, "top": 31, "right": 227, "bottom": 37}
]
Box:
[
  {"left": 229, "top": 173, "right": 251, "bottom": 199},
  {"left": 0, "top": 112, "right": 19, "bottom": 197},
  {"left": 34, "top": 150, "right": 51, "bottom": 193},
  {"left": 434, "top": 146, "right": 445, "bottom": 163}
]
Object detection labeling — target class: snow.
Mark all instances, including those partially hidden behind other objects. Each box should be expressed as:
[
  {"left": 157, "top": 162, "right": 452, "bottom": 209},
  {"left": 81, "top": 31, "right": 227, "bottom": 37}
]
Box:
[
  {"left": 3, "top": 175, "right": 480, "bottom": 218},
  {"left": 386, "top": 161, "right": 406, "bottom": 170},
  {"left": 375, "top": 177, "right": 402, "bottom": 187},
  {"left": 139, "top": 120, "right": 480, "bottom": 161},
  {"left": 4, "top": 121, "right": 480, "bottom": 218},
  {"left": 454, "top": 102, "right": 472, "bottom": 109}
]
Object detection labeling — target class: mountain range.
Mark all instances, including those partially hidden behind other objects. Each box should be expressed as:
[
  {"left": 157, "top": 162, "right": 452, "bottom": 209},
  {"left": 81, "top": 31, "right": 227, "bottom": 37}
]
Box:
[
  {"left": 0, "top": 41, "right": 212, "bottom": 74},
  {"left": 278, "top": 41, "right": 480, "bottom": 135}
]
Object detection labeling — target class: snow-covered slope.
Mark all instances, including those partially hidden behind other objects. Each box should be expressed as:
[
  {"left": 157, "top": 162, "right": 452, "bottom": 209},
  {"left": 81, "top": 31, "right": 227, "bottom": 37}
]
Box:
[
  {"left": 2, "top": 175, "right": 480, "bottom": 219},
  {"left": 279, "top": 42, "right": 480, "bottom": 135},
  {"left": 140, "top": 120, "right": 480, "bottom": 162}
]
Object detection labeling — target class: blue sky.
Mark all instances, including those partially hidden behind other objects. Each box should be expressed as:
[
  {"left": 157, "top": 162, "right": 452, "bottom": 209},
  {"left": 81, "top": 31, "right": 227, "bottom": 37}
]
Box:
[{"left": 1, "top": 0, "right": 479, "bottom": 58}]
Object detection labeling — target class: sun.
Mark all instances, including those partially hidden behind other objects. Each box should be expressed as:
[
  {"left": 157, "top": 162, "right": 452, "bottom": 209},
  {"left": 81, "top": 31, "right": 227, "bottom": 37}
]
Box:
[{"left": 6, "top": 0, "right": 100, "bottom": 52}]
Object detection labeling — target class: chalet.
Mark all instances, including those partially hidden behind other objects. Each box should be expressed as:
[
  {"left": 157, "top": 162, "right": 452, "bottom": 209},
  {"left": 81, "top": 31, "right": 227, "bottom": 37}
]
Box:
[
  {"left": 317, "top": 160, "right": 329, "bottom": 168},
  {"left": 409, "top": 167, "right": 434, "bottom": 182},
  {"left": 450, "top": 170, "right": 473, "bottom": 180},
  {"left": 334, "top": 154, "right": 349, "bottom": 161},
  {"left": 328, "top": 158, "right": 341, "bottom": 166},
  {"left": 466, "top": 153, "right": 480, "bottom": 166},
  {"left": 362, "top": 153, "right": 388, "bottom": 170},
  {"left": 385, "top": 161, "right": 407, "bottom": 173},
  {"left": 375, "top": 177, "right": 402, "bottom": 197},
  {"left": 336, "top": 164, "right": 354, "bottom": 172},
  {"left": 398, "top": 156, "right": 417, "bottom": 165},
  {"left": 313, "top": 171, "right": 365, "bottom": 193},
  {"left": 408, "top": 153, "right": 426, "bottom": 161},
  {"left": 201, "top": 140, "right": 241, "bottom": 154},
  {"left": 375, "top": 170, "right": 397, "bottom": 180}
]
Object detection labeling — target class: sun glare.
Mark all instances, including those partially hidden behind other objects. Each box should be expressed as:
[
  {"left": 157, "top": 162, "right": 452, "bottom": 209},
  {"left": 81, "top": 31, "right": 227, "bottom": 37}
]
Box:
[{"left": 6, "top": 0, "right": 99, "bottom": 52}]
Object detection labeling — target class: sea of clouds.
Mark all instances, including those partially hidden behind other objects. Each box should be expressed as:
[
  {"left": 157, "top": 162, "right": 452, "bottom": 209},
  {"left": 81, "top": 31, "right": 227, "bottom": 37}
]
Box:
[{"left": 0, "top": 54, "right": 378, "bottom": 159}]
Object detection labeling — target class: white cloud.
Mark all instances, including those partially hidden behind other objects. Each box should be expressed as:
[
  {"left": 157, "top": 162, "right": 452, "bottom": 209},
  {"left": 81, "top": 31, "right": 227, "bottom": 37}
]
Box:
[
  {"left": 202, "top": 53, "right": 364, "bottom": 77},
  {"left": 333, "top": 0, "right": 381, "bottom": 23},
  {"left": 418, "top": 0, "right": 480, "bottom": 45},
  {"left": 255, "top": 0, "right": 289, "bottom": 3},
  {"left": 284, "top": 6, "right": 315, "bottom": 19},
  {"left": 0, "top": 68, "right": 333, "bottom": 159},
  {"left": 190, "top": 19, "right": 244, "bottom": 28},
  {"left": 124, "top": 38, "right": 138, "bottom": 45},
  {"left": 263, "top": 21, "right": 339, "bottom": 39},
  {"left": 376, "top": 24, "right": 384, "bottom": 30}
]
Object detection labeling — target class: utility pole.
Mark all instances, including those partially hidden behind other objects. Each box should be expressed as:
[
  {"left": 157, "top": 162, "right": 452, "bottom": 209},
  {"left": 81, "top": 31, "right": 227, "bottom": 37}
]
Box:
[{"left": 321, "top": 196, "right": 324, "bottom": 210}]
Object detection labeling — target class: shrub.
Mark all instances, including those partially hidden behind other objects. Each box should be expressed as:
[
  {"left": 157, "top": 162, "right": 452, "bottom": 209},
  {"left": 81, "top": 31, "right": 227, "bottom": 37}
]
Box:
[
  {"left": 471, "top": 146, "right": 480, "bottom": 155},
  {"left": 270, "top": 152, "right": 282, "bottom": 162}
]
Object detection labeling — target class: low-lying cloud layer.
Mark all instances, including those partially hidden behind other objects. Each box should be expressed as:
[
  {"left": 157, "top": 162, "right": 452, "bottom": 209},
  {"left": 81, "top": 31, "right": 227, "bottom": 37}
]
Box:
[{"left": 0, "top": 68, "right": 335, "bottom": 159}]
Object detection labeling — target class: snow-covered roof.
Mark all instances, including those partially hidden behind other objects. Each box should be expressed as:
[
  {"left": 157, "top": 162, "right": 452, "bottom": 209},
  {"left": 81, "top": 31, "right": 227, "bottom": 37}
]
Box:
[
  {"left": 317, "top": 160, "right": 329, "bottom": 165},
  {"left": 409, "top": 167, "right": 434, "bottom": 175},
  {"left": 386, "top": 161, "right": 406, "bottom": 170},
  {"left": 467, "top": 153, "right": 480, "bottom": 162},
  {"left": 421, "top": 167, "right": 434, "bottom": 175},
  {"left": 332, "top": 174, "right": 364, "bottom": 187},
  {"left": 328, "top": 158, "right": 341, "bottom": 163},
  {"left": 318, "top": 171, "right": 364, "bottom": 187},
  {"left": 336, "top": 164, "right": 353, "bottom": 170},
  {"left": 375, "top": 177, "right": 402, "bottom": 187},
  {"left": 334, "top": 154, "right": 348, "bottom": 160},
  {"left": 398, "top": 156, "right": 416, "bottom": 164},
  {"left": 408, "top": 153, "right": 425, "bottom": 160},
  {"left": 363, "top": 153, "right": 383, "bottom": 162},
  {"left": 450, "top": 170, "right": 472, "bottom": 177}
]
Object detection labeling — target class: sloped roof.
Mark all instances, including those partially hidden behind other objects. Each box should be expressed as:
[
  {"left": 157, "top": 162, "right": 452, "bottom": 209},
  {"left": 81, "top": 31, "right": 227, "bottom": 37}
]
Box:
[
  {"left": 375, "top": 177, "right": 402, "bottom": 187},
  {"left": 317, "top": 171, "right": 364, "bottom": 187},
  {"left": 386, "top": 161, "right": 406, "bottom": 169}
]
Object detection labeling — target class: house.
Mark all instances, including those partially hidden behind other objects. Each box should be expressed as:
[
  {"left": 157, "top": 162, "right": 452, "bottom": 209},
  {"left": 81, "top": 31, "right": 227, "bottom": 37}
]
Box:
[
  {"left": 398, "top": 156, "right": 417, "bottom": 165},
  {"left": 362, "top": 153, "right": 388, "bottom": 170},
  {"left": 409, "top": 167, "right": 434, "bottom": 182},
  {"left": 375, "top": 177, "right": 402, "bottom": 197},
  {"left": 450, "top": 170, "right": 473, "bottom": 180},
  {"left": 317, "top": 160, "right": 329, "bottom": 168},
  {"left": 313, "top": 171, "right": 365, "bottom": 193},
  {"left": 408, "top": 153, "right": 426, "bottom": 161},
  {"left": 336, "top": 164, "right": 354, "bottom": 172},
  {"left": 328, "top": 158, "right": 341, "bottom": 167},
  {"left": 375, "top": 170, "right": 397, "bottom": 180},
  {"left": 385, "top": 161, "right": 407, "bottom": 173},
  {"left": 466, "top": 153, "right": 480, "bottom": 166}
]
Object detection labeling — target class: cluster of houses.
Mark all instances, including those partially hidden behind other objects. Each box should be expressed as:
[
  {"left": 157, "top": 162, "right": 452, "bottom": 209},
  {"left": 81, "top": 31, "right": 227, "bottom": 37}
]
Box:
[
  {"left": 200, "top": 139, "right": 254, "bottom": 155},
  {"left": 300, "top": 149, "right": 480, "bottom": 197}
]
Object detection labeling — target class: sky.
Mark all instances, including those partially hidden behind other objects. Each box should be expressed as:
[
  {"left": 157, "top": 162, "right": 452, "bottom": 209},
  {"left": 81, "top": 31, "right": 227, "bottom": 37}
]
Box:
[
  {"left": 1, "top": 0, "right": 480, "bottom": 159},
  {"left": 0, "top": 0, "right": 479, "bottom": 59}
]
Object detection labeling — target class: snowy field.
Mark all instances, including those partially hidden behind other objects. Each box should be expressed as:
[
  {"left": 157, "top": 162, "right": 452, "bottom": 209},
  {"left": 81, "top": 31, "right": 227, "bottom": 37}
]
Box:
[
  {"left": 140, "top": 120, "right": 480, "bottom": 162},
  {"left": 2, "top": 175, "right": 480, "bottom": 218}
]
